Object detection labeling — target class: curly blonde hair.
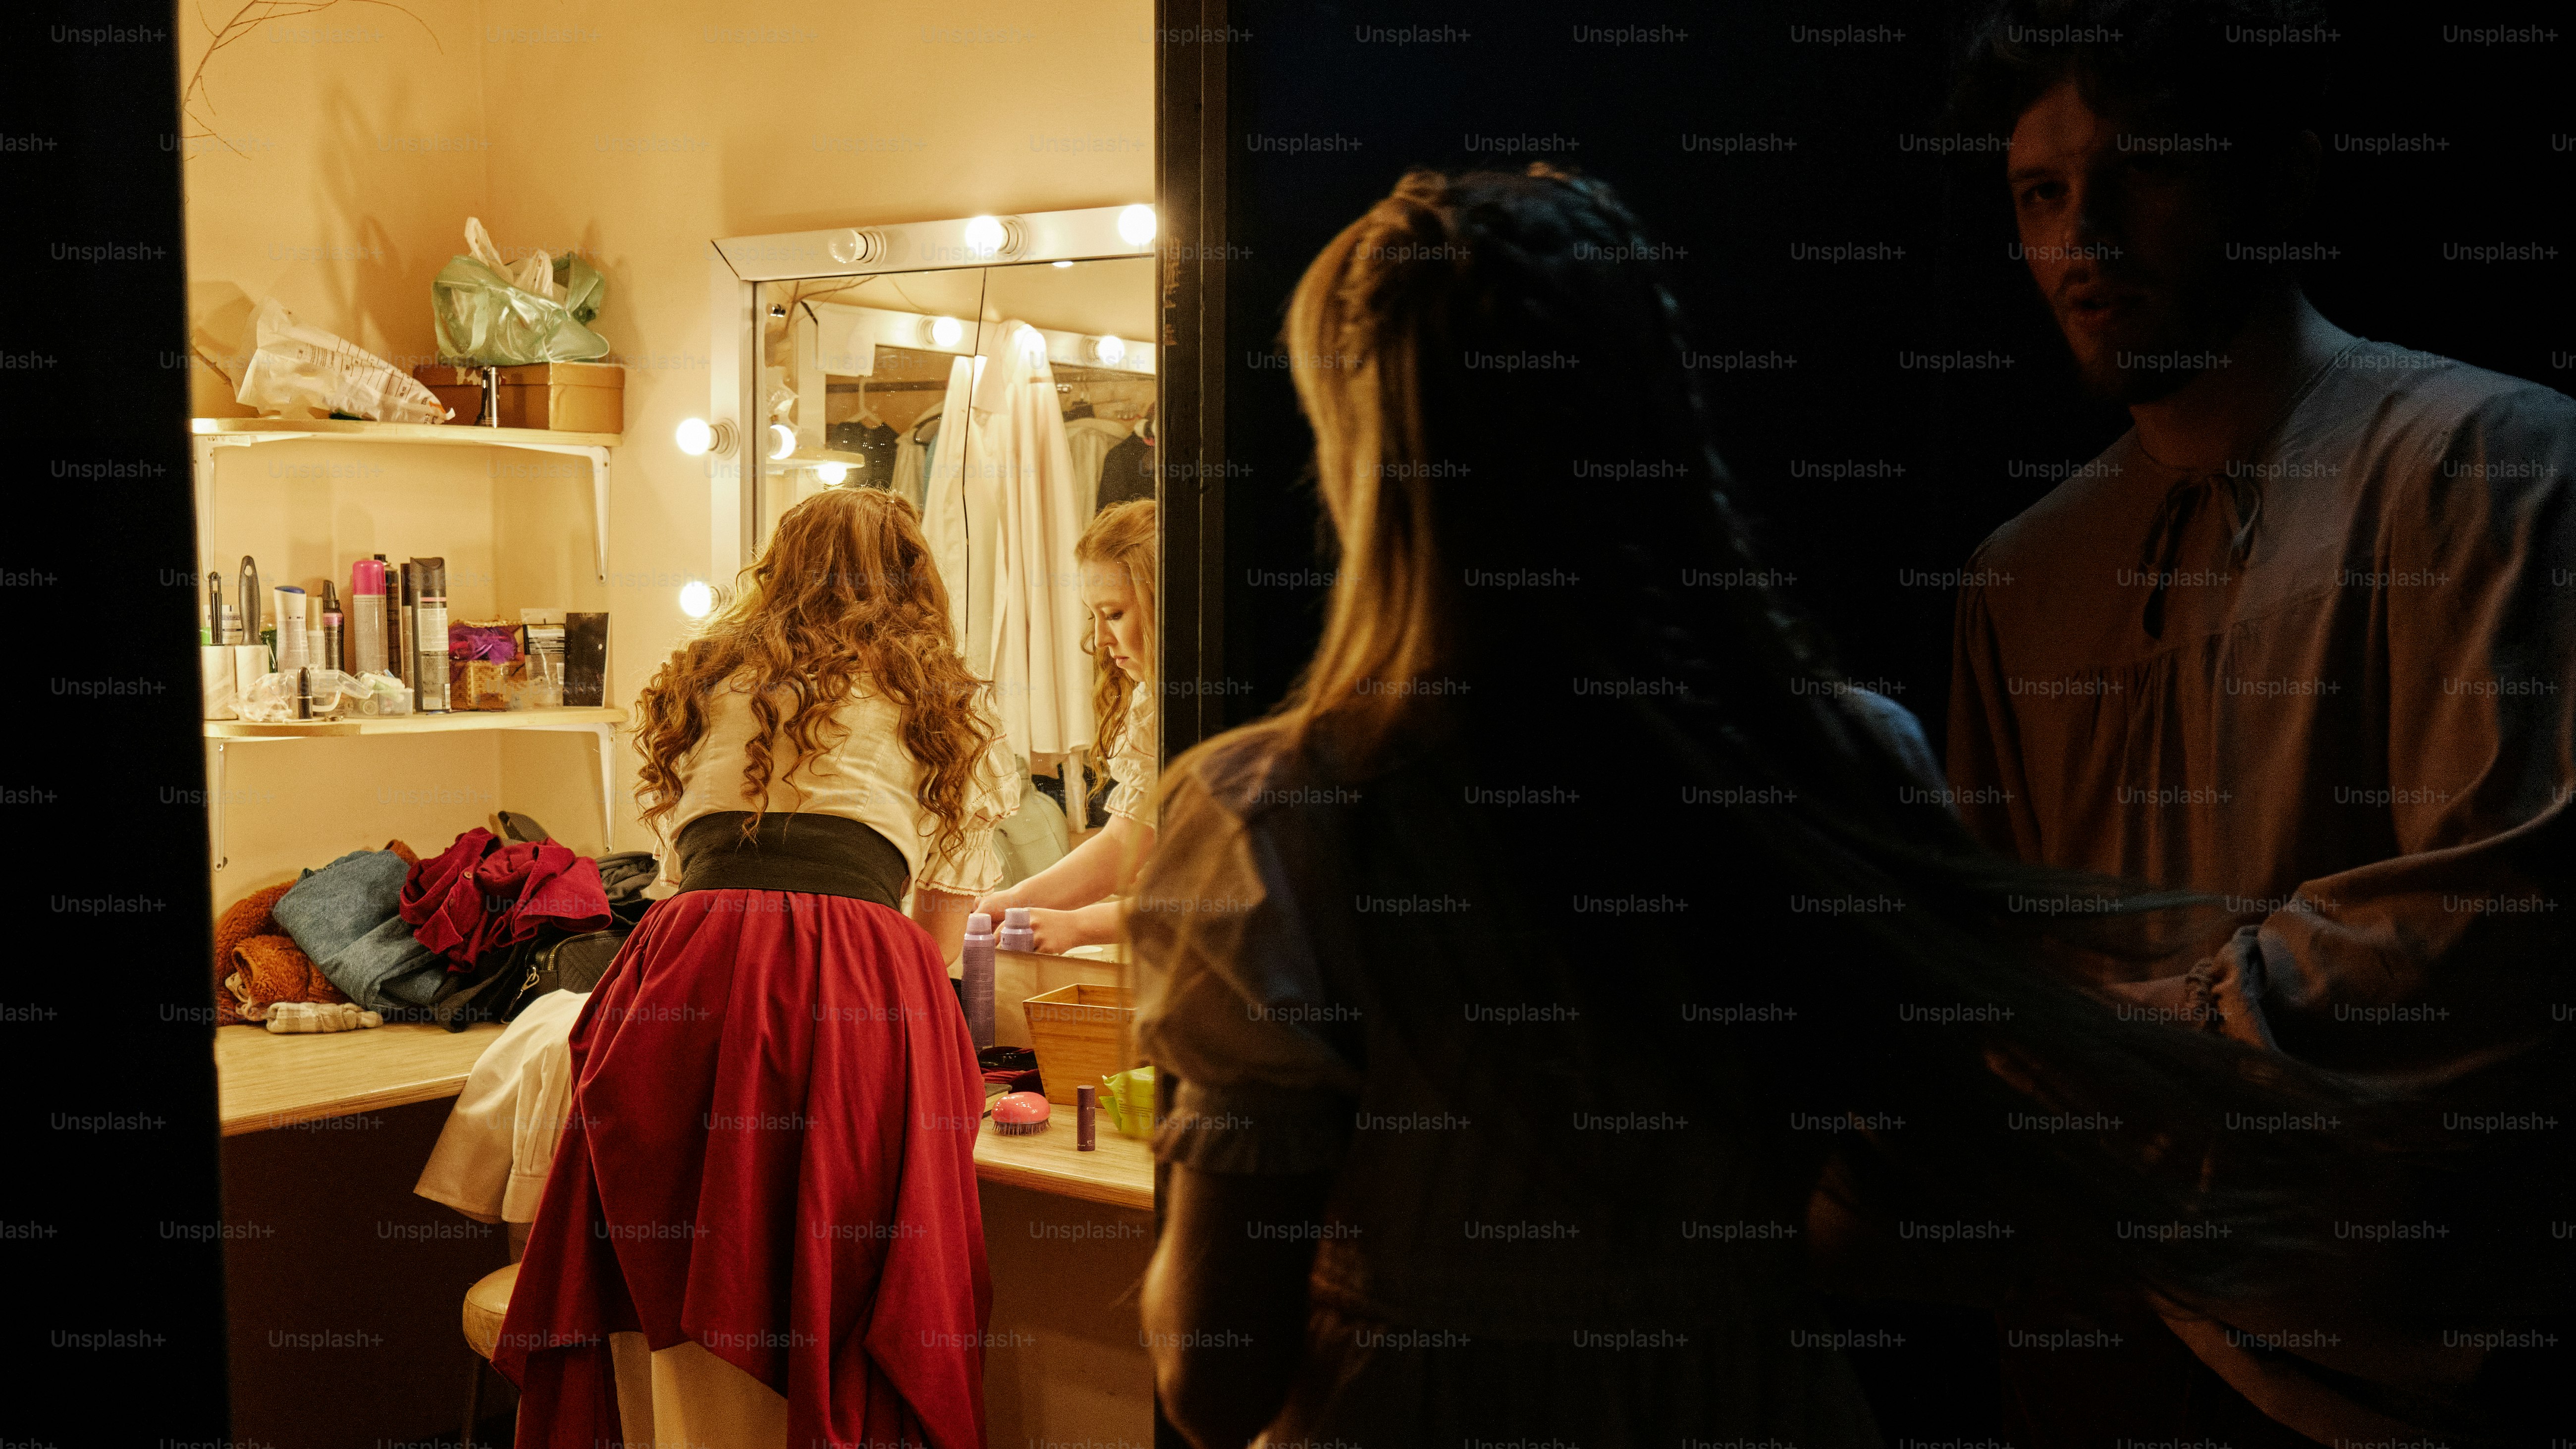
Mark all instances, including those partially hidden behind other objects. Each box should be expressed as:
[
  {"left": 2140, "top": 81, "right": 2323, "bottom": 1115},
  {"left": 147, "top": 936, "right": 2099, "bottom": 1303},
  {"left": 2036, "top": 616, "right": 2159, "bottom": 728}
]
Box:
[{"left": 633, "top": 487, "right": 997, "bottom": 860}]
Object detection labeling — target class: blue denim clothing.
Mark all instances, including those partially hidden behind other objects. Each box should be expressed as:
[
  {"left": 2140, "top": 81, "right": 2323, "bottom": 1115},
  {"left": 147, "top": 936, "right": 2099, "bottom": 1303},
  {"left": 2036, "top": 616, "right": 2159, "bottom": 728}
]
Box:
[{"left": 274, "top": 849, "right": 445, "bottom": 1011}]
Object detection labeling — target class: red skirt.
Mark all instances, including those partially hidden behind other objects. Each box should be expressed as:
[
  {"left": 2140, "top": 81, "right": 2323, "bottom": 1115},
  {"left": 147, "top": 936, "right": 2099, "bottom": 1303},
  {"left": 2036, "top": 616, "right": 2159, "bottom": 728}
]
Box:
[{"left": 493, "top": 890, "right": 991, "bottom": 1449}]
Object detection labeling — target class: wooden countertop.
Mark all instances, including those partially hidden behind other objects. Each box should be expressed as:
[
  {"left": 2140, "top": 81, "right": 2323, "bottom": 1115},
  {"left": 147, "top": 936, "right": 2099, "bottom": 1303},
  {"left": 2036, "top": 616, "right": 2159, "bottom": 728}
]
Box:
[
  {"left": 214, "top": 1021, "right": 1156, "bottom": 1211},
  {"left": 973, "top": 1114, "right": 1154, "bottom": 1212},
  {"left": 215, "top": 1021, "right": 503, "bottom": 1135}
]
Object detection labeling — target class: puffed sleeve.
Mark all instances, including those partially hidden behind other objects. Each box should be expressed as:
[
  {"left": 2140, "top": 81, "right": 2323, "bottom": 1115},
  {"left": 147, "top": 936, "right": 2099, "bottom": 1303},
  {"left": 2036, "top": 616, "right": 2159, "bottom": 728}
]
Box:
[
  {"left": 1103, "top": 685, "right": 1160, "bottom": 829},
  {"left": 1128, "top": 740, "right": 1363, "bottom": 1176},
  {"left": 914, "top": 715, "right": 1024, "bottom": 896}
]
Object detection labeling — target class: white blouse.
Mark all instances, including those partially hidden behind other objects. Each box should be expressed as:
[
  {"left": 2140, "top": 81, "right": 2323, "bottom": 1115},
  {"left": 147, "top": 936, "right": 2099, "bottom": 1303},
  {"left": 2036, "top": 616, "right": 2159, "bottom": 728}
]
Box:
[
  {"left": 1104, "top": 683, "right": 1160, "bottom": 829},
  {"left": 667, "top": 672, "right": 1022, "bottom": 896}
]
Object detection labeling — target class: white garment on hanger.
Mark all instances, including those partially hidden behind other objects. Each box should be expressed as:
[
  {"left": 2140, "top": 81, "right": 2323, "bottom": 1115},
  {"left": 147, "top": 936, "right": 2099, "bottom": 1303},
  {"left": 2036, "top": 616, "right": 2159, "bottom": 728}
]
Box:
[
  {"left": 969, "top": 322, "right": 1094, "bottom": 759},
  {"left": 1064, "top": 415, "right": 1133, "bottom": 514},
  {"left": 916, "top": 356, "right": 981, "bottom": 655}
]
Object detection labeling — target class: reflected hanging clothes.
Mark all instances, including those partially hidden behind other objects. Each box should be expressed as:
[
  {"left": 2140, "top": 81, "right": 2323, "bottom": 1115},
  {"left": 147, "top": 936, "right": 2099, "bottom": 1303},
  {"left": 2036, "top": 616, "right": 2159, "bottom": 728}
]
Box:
[
  {"left": 892, "top": 404, "right": 942, "bottom": 511},
  {"left": 1095, "top": 421, "right": 1156, "bottom": 511},
  {"left": 916, "top": 357, "right": 981, "bottom": 653},
  {"left": 1065, "top": 416, "right": 1132, "bottom": 516},
  {"left": 966, "top": 322, "right": 1095, "bottom": 760}
]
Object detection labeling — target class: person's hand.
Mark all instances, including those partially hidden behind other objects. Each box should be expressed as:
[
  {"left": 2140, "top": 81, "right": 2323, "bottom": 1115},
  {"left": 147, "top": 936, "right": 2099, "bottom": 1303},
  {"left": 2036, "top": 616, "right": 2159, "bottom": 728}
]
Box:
[
  {"left": 970, "top": 888, "right": 1017, "bottom": 925},
  {"left": 1021, "top": 907, "right": 1086, "bottom": 955}
]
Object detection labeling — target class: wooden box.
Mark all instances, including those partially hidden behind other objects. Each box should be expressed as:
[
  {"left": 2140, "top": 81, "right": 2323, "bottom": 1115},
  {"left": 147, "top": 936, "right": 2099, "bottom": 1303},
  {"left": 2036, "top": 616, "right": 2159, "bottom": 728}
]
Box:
[
  {"left": 1021, "top": 983, "right": 1134, "bottom": 1106},
  {"left": 410, "top": 364, "right": 483, "bottom": 425},
  {"left": 496, "top": 362, "right": 623, "bottom": 433}
]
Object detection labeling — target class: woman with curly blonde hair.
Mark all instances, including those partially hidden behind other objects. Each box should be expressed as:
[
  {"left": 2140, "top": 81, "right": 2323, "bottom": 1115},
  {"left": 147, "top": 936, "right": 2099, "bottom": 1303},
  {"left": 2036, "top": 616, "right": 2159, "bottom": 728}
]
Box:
[{"left": 499, "top": 486, "right": 1017, "bottom": 1449}]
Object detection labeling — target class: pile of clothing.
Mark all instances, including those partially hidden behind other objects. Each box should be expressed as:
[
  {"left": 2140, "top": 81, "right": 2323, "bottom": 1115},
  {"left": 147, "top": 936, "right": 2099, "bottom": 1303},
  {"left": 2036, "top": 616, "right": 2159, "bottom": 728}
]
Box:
[{"left": 211, "top": 821, "right": 636, "bottom": 1027}]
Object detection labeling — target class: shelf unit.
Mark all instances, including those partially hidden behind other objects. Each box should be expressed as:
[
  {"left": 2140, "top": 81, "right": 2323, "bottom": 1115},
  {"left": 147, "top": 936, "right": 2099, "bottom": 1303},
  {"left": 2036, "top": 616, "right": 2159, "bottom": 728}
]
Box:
[
  {"left": 205, "top": 707, "right": 627, "bottom": 873},
  {"left": 192, "top": 416, "right": 630, "bottom": 872},
  {"left": 189, "top": 417, "right": 620, "bottom": 582}
]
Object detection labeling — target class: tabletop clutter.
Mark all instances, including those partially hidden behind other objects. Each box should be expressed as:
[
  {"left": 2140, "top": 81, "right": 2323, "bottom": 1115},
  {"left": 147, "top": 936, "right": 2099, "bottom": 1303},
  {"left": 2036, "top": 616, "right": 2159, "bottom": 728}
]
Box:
[{"left": 212, "top": 813, "right": 654, "bottom": 1034}]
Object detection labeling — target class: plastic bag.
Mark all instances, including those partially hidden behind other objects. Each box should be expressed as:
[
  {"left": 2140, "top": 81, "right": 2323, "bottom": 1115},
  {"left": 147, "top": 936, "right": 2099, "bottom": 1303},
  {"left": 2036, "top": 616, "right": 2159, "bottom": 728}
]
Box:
[
  {"left": 431, "top": 217, "right": 610, "bottom": 366},
  {"left": 234, "top": 300, "right": 451, "bottom": 424},
  {"left": 237, "top": 668, "right": 377, "bottom": 722}
]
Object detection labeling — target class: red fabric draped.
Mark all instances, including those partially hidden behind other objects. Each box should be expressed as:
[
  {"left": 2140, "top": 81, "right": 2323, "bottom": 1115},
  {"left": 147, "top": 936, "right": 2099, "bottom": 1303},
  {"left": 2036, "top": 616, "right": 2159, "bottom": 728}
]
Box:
[
  {"left": 492, "top": 890, "right": 991, "bottom": 1449},
  {"left": 401, "top": 828, "right": 611, "bottom": 968}
]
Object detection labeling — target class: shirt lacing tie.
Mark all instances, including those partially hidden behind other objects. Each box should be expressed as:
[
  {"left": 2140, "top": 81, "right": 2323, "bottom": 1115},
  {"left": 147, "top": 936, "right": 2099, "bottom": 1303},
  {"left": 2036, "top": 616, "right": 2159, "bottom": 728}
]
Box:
[{"left": 2138, "top": 466, "right": 2261, "bottom": 642}]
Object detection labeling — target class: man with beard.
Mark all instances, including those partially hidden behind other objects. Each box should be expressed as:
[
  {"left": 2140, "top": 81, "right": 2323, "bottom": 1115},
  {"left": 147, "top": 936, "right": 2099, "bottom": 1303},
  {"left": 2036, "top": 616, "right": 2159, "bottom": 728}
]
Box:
[{"left": 1941, "top": 2, "right": 2576, "bottom": 1446}]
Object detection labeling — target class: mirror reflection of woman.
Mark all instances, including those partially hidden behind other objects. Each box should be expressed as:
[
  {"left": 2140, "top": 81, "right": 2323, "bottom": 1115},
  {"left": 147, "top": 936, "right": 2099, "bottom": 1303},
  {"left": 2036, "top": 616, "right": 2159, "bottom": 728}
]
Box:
[
  {"left": 973, "top": 498, "right": 1158, "bottom": 951},
  {"left": 494, "top": 487, "right": 1014, "bottom": 1449}
]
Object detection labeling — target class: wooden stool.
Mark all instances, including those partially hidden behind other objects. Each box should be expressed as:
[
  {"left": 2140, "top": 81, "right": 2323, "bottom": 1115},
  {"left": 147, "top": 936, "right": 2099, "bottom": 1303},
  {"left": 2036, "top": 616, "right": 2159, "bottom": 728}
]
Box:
[{"left": 460, "top": 1262, "right": 519, "bottom": 1448}]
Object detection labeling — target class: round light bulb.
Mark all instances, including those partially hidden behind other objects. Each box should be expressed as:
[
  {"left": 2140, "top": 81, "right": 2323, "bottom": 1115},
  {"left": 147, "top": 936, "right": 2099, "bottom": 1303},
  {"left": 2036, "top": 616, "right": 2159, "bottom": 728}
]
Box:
[
  {"left": 767, "top": 423, "right": 797, "bottom": 461},
  {"left": 963, "top": 215, "right": 1005, "bottom": 258},
  {"left": 927, "top": 315, "right": 964, "bottom": 348},
  {"left": 816, "top": 462, "right": 850, "bottom": 485},
  {"left": 674, "top": 417, "right": 714, "bottom": 456},
  {"left": 1117, "top": 204, "right": 1157, "bottom": 247},
  {"left": 678, "top": 581, "right": 715, "bottom": 619},
  {"left": 1091, "top": 334, "right": 1127, "bottom": 367}
]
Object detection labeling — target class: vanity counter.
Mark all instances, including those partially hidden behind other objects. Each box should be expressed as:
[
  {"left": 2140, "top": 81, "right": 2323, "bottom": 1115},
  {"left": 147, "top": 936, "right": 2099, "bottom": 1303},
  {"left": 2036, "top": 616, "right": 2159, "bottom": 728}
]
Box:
[{"left": 212, "top": 1021, "right": 1155, "bottom": 1208}]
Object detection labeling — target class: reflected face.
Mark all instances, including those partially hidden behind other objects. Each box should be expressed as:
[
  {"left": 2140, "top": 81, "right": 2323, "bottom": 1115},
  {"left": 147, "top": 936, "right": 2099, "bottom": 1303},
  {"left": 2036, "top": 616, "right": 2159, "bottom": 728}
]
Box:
[
  {"left": 2006, "top": 80, "right": 2258, "bottom": 403},
  {"left": 1079, "top": 562, "right": 1147, "bottom": 682}
]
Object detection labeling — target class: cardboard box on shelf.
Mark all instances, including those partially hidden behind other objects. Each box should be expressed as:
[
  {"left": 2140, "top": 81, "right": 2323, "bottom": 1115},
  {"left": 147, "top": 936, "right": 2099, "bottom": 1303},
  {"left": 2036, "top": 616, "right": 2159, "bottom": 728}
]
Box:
[
  {"left": 496, "top": 362, "right": 623, "bottom": 433},
  {"left": 410, "top": 364, "right": 484, "bottom": 425}
]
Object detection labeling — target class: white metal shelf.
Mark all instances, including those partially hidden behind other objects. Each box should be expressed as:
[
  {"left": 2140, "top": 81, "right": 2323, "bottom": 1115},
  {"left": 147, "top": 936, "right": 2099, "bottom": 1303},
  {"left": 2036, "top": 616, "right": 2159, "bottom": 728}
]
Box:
[
  {"left": 206, "top": 707, "right": 627, "bottom": 872},
  {"left": 188, "top": 416, "right": 619, "bottom": 582}
]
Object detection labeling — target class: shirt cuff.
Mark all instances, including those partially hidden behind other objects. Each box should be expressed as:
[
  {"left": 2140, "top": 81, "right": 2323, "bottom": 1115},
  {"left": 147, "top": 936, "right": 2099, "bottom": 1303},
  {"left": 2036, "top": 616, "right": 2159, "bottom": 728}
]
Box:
[{"left": 1152, "top": 1075, "right": 1352, "bottom": 1176}]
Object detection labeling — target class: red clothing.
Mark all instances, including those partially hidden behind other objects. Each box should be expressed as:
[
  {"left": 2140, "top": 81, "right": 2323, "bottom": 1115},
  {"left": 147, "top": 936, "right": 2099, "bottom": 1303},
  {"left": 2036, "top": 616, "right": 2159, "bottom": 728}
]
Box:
[
  {"left": 493, "top": 890, "right": 992, "bottom": 1449},
  {"left": 402, "top": 828, "right": 610, "bottom": 968}
]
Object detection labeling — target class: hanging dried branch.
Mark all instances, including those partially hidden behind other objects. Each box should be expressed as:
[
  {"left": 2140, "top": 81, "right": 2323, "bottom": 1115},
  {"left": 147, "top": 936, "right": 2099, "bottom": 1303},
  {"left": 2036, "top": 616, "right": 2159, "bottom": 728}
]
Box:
[{"left": 179, "top": 0, "right": 440, "bottom": 160}]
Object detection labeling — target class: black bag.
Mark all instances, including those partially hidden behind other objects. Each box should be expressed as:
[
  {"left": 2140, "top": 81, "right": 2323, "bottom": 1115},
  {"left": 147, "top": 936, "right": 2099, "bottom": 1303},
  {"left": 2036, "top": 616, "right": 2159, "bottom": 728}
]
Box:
[{"left": 431, "top": 922, "right": 635, "bottom": 1031}]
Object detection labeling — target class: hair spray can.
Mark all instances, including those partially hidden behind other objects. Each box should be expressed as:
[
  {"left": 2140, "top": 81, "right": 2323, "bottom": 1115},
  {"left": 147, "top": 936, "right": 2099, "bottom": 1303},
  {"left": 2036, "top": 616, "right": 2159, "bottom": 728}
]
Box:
[
  {"left": 320, "top": 584, "right": 344, "bottom": 674},
  {"left": 412, "top": 556, "right": 449, "bottom": 712},
  {"left": 348, "top": 560, "right": 386, "bottom": 674}
]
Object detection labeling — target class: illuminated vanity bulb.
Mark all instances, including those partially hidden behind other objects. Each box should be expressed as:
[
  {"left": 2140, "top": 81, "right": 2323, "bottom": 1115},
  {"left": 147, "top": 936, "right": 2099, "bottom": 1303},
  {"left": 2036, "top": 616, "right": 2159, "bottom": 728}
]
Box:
[
  {"left": 767, "top": 423, "right": 797, "bottom": 461},
  {"left": 674, "top": 417, "right": 735, "bottom": 457},
  {"left": 963, "top": 215, "right": 1006, "bottom": 258},
  {"left": 924, "top": 315, "right": 965, "bottom": 349},
  {"left": 1051, "top": 260, "right": 1073, "bottom": 268},
  {"left": 1117, "top": 204, "right": 1157, "bottom": 247},
  {"left": 678, "top": 581, "right": 715, "bottom": 619},
  {"left": 816, "top": 462, "right": 850, "bottom": 485},
  {"left": 1090, "top": 334, "right": 1127, "bottom": 367}
]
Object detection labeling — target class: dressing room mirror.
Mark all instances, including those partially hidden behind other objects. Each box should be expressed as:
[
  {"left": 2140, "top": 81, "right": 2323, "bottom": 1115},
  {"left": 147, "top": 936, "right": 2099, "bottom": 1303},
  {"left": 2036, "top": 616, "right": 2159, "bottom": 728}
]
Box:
[{"left": 736, "top": 235, "right": 1158, "bottom": 874}]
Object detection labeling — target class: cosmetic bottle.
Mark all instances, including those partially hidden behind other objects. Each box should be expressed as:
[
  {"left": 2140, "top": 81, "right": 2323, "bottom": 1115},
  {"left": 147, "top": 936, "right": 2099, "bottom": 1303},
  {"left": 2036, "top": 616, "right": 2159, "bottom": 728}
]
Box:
[
  {"left": 320, "top": 583, "right": 343, "bottom": 673},
  {"left": 273, "top": 586, "right": 308, "bottom": 673},
  {"left": 998, "top": 906, "right": 1036, "bottom": 954},
  {"left": 378, "top": 555, "right": 404, "bottom": 685},
  {"left": 412, "top": 556, "right": 450, "bottom": 712},
  {"left": 294, "top": 667, "right": 313, "bottom": 720},
  {"left": 961, "top": 912, "right": 996, "bottom": 1048},
  {"left": 395, "top": 561, "right": 416, "bottom": 698},
  {"left": 348, "top": 560, "right": 386, "bottom": 674},
  {"left": 1075, "top": 1084, "right": 1097, "bottom": 1152}
]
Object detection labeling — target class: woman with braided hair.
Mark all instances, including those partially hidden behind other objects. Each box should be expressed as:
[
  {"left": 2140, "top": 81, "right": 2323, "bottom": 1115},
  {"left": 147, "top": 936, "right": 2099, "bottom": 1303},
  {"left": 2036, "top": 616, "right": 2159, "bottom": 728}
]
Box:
[{"left": 1129, "top": 166, "right": 2429, "bottom": 1447}]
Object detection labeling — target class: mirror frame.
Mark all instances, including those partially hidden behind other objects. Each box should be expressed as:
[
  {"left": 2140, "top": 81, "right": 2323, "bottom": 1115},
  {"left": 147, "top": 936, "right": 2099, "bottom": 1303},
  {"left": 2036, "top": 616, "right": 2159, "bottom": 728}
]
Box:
[{"left": 703, "top": 206, "right": 1159, "bottom": 582}]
